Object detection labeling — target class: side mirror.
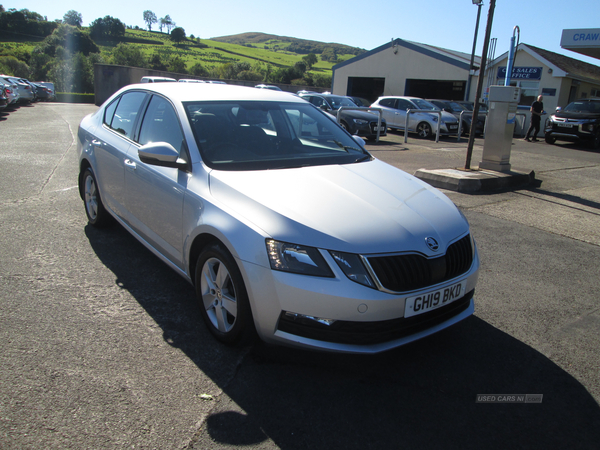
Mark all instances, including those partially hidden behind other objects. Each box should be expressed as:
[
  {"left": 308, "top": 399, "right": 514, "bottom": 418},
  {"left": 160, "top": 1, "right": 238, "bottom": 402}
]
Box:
[
  {"left": 319, "top": 104, "right": 330, "bottom": 112},
  {"left": 138, "top": 142, "right": 188, "bottom": 170},
  {"left": 352, "top": 135, "right": 366, "bottom": 148},
  {"left": 555, "top": 106, "right": 562, "bottom": 112}
]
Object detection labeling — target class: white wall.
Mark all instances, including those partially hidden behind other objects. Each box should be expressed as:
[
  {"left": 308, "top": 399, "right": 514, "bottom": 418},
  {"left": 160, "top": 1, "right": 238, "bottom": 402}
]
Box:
[{"left": 333, "top": 44, "right": 470, "bottom": 98}]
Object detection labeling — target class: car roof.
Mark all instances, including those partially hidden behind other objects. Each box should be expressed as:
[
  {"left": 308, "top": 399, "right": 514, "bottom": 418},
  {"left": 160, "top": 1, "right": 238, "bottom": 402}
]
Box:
[
  {"left": 378, "top": 96, "right": 422, "bottom": 101},
  {"left": 118, "top": 83, "right": 305, "bottom": 104}
]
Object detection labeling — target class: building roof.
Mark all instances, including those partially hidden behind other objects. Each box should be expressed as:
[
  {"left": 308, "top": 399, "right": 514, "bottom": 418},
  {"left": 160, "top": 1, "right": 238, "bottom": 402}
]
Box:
[
  {"left": 525, "top": 44, "right": 600, "bottom": 84},
  {"left": 493, "top": 43, "right": 600, "bottom": 85},
  {"left": 333, "top": 38, "right": 481, "bottom": 72}
]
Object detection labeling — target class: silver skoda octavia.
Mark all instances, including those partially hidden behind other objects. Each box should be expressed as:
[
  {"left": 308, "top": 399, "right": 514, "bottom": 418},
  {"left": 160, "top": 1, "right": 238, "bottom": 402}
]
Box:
[{"left": 78, "top": 83, "right": 479, "bottom": 353}]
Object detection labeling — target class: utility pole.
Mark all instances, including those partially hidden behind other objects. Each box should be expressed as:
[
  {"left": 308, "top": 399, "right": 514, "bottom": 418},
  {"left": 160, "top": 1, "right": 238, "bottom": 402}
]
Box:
[{"left": 465, "top": 0, "right": 496, "bottom": 170}]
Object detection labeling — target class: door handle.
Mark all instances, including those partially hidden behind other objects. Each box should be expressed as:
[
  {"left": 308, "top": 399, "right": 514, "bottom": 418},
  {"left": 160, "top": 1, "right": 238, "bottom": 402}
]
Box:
[{"left": 124, "top": 159, "right": 136, "bottom": 170}]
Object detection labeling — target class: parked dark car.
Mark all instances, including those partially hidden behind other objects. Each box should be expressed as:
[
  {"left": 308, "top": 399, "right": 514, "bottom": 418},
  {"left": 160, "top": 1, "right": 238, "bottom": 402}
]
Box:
[
  {"left": 32, "top": 83, "right": 52, "bottom": 101},
  {"left": 299, "top": 93, "right": 386, "bottom": 140},
  {"left": 545, "top": 98, "right": 600, "bottom": 149},
  {"left": 428, "top": 99, "right": 485, "bottom": 136}
]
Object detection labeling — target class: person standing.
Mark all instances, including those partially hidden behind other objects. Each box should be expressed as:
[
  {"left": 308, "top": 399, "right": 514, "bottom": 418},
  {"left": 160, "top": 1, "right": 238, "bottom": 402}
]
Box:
[{"left": 524, "top": 95, "right": 544, "bottom": 142}]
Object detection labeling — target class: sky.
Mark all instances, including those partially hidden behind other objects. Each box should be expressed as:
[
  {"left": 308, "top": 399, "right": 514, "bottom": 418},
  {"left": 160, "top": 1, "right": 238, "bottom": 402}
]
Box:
[{"left": 5, "top": 0, "right": 600, "bottom": 66}]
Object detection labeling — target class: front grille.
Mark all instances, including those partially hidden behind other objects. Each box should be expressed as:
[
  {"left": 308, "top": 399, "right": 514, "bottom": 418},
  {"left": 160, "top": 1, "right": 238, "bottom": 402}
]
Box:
[
  {"left": 277, "top": 290, "right": 474, "bottom": 345},
  {"left": 367, "top": 234, "right": 473, "bottom": 292},
  {"left": 370, "top": 121, "right": 386, "bottom": 133}
]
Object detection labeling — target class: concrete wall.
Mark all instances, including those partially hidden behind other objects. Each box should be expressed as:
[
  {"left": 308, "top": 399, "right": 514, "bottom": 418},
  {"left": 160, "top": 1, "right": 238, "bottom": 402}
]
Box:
[{"left": 93, "top": 64, "right": 326, "bottom": 106}]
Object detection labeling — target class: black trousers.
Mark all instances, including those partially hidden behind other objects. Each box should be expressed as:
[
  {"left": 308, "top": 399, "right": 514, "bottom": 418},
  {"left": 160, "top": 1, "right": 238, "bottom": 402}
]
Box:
[{"left": 526, "top": 116, "right": 541, "bottom": 139}]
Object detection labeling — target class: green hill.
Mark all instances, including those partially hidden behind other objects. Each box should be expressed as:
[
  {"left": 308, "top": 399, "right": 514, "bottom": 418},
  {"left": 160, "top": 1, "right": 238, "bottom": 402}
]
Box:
[
  {"left": 0, "top": 13, "right": 364, "bottom": 92},
  {"left": 211, "top": 32, "right": 366, "bottom": 57}
]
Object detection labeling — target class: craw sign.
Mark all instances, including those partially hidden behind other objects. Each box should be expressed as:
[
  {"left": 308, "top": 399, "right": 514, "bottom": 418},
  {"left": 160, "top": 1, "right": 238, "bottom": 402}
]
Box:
[{"left": 497, "top": 67, "right": 543, "bottom": 80}]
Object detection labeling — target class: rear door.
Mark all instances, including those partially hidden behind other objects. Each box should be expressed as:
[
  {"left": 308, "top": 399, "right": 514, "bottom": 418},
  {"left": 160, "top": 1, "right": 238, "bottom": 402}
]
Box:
[{"left": 93, "top": 90, "right": 148, "bottom": 222}]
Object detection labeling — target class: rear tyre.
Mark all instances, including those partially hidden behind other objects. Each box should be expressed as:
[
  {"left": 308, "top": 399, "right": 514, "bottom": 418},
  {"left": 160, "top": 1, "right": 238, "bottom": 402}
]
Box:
[
  {"left": 195, "top": 243, "right": 255, "bottom": 345},
  {"left": 417, "top": 122, "right": 433, "bottom": 139},
  {"left": 589, "top": 132, "right": 600, "bottom": 149},
  {"left": 461, "top": 121, "right": 469, "bottom": 136},
  {"left": 82, "top": 168, "right": 111, "bottom": 227}
]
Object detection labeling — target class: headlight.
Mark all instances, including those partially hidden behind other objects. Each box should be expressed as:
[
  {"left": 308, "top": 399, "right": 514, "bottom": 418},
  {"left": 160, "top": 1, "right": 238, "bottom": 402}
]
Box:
[
  {"left": 330, "top": 251, "right": 375, "bottom": 288},
  {"left": 431, "top": 116, "right": 439, "bottom": 122},
  {"left": 353, "top": 118, "right": 369, "bottom": 125},
  {"left": 266, "top": 240, "right": 333, "bottom": 277}
]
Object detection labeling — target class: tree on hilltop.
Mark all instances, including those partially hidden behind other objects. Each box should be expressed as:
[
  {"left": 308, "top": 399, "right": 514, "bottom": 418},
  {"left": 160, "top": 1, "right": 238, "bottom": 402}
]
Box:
[
  {"left": 143, "top": 10, "right": 157, "bottom": 31},
  {"left": 170, "top": 27, "right": 186, "bottom": 44},
  {"left": 89, "top": 15, "right": 125, "bottom": 40},
  {"left": 160, "top": 15, "right": 175, "bottom": 34},
  {"left": 63, "top": 10, "right": 82, "bottom": 27}
]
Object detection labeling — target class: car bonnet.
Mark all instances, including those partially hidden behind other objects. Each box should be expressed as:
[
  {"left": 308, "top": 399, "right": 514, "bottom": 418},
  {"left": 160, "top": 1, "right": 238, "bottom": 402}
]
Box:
[{"left": 208, "top": 159, "right": 468, "bottom": 256}]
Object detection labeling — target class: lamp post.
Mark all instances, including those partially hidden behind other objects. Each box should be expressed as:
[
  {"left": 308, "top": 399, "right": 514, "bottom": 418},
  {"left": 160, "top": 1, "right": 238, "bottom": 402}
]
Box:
[{"left": 464, "top": 0, "right": 484, "bottom": 102}]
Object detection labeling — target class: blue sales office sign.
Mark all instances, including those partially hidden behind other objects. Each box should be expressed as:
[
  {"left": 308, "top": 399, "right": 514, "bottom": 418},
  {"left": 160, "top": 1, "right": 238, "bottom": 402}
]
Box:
[{"left": 497, "top": 67, "right": 543, "bottom": 80}]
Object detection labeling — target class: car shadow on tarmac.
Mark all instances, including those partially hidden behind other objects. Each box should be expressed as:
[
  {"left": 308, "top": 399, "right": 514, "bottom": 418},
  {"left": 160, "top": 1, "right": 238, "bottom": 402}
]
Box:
[{"left": 85, "top": 223, "right": 600, "bottom": 450}]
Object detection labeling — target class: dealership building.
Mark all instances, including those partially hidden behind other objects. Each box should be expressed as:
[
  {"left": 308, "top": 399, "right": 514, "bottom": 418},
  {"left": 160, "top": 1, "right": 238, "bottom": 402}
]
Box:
[{"left": 331, "top": 30, "right": 600, "bottom": 115}]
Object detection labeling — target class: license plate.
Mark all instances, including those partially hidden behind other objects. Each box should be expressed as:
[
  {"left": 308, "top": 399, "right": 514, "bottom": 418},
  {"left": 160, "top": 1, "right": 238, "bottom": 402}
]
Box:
[
  {"left": 449, "top": 125, "right": 458, "bottom": 130},
  {"left": 404, "top": 281, "right": 465, "bottom": 318},
  {"left": 372, "top": 126, "right": 386, "bottom": 131},
  {"left": 557, "top": 123, "right": 573, "bottom": 128}
]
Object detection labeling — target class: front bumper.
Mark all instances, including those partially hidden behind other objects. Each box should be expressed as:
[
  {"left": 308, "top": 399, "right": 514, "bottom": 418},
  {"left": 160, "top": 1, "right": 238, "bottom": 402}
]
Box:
[
  {"left": 353, "top": 121, "right": 387, "bottom": 138},
  {"left": 545, "top": 120, "right": 598, "bottom": 143},
  {"left": 238, "top": 242, "right": 480, "bottom": 354}
]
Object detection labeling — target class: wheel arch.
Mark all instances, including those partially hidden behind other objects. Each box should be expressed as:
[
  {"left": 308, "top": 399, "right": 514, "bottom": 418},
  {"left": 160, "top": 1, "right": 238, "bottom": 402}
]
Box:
[
  {"left": 188, "top": 233, "right": 224, "bottom": 287},
  {"left": 78, "top": 158, "right": 93, "bottom": 201}
]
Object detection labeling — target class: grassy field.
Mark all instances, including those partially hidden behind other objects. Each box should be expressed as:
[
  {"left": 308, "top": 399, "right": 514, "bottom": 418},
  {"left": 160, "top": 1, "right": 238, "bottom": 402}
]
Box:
[{"left": 94, "top": 29, "right": 355, "bottom": 75}]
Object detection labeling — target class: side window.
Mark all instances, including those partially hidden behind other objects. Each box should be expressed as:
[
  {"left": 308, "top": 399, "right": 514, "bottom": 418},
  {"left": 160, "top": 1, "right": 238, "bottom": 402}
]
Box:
[
  {"left": 379, "top": 98, "right": 396, "bottom": 108},
  {"left": 309, "top": 96, "right": 324, "bottom": 108},
  {"left": 396, "top": 99, "right": 412, "bottom": 110},
  {"left": 138, "top": 95, "right": 184, "bottom": 152},
  {"left": 109, "top": 92, "right": 147, "bottom": 138},
  {"left": 103, "top": 98, "right": 118, "bottom": 127}
]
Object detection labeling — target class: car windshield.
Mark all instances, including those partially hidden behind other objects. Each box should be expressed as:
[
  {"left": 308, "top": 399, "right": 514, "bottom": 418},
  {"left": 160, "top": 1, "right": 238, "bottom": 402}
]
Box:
[
  {"left": 448, "top": 101, "right": 466, "bottom": 111},
  {"left": 326, "top": 96, "right": 359, "bottom": 110},
  {"left": 563, "top": 101, "right": 600, "bottom": 113},
  {"left": 411, "top": 99, "right": 438, "bottom": 110},
  {"left": 185, "top": 101, "right": 370, "bottom": 171}
]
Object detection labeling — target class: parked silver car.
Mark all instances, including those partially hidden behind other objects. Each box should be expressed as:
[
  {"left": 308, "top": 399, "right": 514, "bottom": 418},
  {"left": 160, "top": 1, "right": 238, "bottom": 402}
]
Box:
[
  {"left": 0, "top": 76, "right": 20, "bottom": 105},
  {"left": 2, "top": 76, "right": 34, "bottom": 103},
  {"left": 77, "top": 83, "right": 479, "bottom": 353},
  {"left": 371, "top": 96, "right": 459, "bottom": 138}
]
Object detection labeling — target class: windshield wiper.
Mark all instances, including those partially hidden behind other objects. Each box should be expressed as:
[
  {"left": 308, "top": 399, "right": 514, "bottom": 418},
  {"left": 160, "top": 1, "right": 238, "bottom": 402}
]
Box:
[
  {"left": 355, "top": 154, "right": 372, "bottom": 163},
  {"left": 333, "top": 140, "right": 365, "bottom": 153}
]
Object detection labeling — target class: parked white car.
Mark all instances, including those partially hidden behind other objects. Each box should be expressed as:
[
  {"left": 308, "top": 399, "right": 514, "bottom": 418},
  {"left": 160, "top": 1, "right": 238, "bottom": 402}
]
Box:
[
  {"left": 140, "top": 76, "right": 176, "bottom": 83},
  {"left": 77, "top": 83, "right": 479, "bottom": 353},
  {"left": 371, "top": 96, "right": 459, "bottom": 138}
]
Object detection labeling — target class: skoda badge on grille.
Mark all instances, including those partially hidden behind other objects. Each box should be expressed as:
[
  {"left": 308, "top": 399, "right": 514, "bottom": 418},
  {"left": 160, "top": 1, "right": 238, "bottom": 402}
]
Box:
[{"left": 425, "top": 237, "right": 439, "bottom": 251}]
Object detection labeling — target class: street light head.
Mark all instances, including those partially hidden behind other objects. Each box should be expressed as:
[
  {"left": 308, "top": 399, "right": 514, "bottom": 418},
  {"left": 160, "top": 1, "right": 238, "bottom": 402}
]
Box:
[{"left": 472, "top": 0, "right": 483, "bottom": 4}]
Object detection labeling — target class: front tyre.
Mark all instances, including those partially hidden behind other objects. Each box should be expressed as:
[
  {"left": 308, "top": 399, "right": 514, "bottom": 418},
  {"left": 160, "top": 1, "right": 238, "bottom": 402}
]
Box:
[
  {"left": 82, "top": 167, "right": 111, "bottom": 227},
  {"left": 417, "top": 122, "right": 433, "bottom": 139},
  {"left": 545, "top": 134, "right": 556, "bottom": 144},
  {"left": 195, "top": 244, "right": 254, "bottom": 345}
]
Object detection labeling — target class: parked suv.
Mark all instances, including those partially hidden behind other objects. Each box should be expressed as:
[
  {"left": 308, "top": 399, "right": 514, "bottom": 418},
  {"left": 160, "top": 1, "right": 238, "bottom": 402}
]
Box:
[
  {"left": 299, "top": 93, "right": 386, "bottom": 140},
  {"left": 545, "top": 98, "right": 600, "bottom": 149},
  {"left": 371, "top": 96, "right": 459, "bottom": 139}
]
